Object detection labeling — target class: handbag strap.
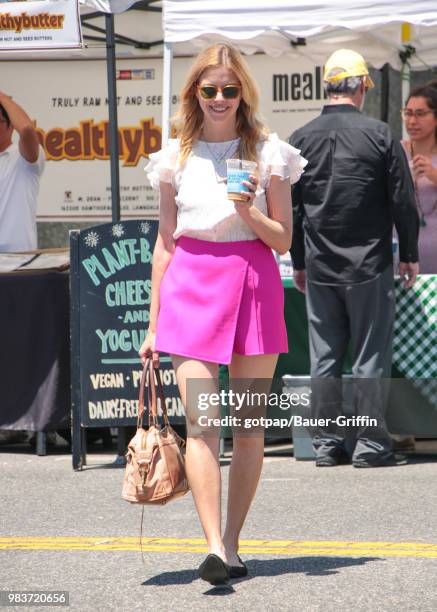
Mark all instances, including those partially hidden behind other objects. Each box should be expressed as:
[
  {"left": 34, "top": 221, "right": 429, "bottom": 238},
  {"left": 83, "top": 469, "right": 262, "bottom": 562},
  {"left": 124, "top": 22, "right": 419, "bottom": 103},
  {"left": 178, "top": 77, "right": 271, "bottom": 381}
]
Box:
[
  {"left": 154, "top": 365, "right": 170, "bottom": 427},
  {"left": 138, "top": 359, "right": 154, "bottom": 428},
  {"left": 137, "top": 358, "right": 170, "bottom": 428}
]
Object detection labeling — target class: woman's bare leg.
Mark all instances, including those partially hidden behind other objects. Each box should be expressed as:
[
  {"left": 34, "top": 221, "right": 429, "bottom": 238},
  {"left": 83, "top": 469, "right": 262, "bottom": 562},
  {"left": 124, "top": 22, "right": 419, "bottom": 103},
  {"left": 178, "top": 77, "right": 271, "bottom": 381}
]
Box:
[
  {"left": 171, "top": 355, "right": 227, "bottom": 561},
  {"left": 223, "top": 353, "right": 278, "bottom": 566}
]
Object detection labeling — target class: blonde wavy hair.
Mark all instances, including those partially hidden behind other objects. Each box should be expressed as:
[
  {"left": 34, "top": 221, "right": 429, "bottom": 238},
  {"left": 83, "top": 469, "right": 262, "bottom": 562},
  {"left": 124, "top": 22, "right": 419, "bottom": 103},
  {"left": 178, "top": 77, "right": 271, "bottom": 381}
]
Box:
[{"left": 174, "top": 44, "right": 268, "bottom": 163}]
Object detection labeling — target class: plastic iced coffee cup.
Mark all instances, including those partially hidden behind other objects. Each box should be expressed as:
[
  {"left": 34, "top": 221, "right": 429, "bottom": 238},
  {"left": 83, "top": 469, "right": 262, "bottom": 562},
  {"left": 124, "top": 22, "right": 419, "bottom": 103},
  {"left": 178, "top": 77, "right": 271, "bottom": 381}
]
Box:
[{"left": 226, "top": 159, "right": 258, "bottom": 201}]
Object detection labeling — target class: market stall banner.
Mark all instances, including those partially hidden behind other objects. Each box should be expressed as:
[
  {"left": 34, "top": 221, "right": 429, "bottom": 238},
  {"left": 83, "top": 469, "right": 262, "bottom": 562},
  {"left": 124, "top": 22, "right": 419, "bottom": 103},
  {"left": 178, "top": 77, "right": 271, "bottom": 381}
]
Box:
[
  {"left": 0, "top": 0, "right": 82, "bottom": 51},
  {"left": 3, "top": 55, "right": 325, "bottom": 220}
]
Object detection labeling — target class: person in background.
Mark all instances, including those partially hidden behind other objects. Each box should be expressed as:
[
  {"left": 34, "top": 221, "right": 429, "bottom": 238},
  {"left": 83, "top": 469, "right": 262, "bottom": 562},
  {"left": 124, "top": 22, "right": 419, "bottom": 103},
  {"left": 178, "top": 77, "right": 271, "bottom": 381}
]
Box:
[
  {"left": 390, "top": 83, "right": 437, "bottom": 453},
  {"left": 289, "top": 49, "right": 419, "bottom": 468},
  {"left": 0, "top": 93, "right": 45, "bottom": 445},
  {"left": 139, "top": 43, "right": 306, "bottom": 585},
  {"left": 0, "top": 91, "right": 44, "bottom": 252},
  {"left": 401, "top": 82, "right": 437, "bottom": 272}
]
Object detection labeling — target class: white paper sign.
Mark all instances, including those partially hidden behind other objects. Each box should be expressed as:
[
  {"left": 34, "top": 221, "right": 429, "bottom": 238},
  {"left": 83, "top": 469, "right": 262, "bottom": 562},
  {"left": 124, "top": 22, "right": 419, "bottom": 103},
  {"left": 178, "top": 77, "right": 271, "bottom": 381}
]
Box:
[{"left": 0, "top": 0, "right": 82, "bottom": 51}]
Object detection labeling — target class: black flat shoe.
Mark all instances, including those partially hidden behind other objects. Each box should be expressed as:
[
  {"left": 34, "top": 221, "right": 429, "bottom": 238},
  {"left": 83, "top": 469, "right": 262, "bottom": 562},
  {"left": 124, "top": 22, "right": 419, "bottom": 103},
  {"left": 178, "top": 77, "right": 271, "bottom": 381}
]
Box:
[
  {"left": 198, "top": 554, "right": 230, "bottom": 585},
  {"left": 229, "top": 555, "right": 248, "bottom": 578}
]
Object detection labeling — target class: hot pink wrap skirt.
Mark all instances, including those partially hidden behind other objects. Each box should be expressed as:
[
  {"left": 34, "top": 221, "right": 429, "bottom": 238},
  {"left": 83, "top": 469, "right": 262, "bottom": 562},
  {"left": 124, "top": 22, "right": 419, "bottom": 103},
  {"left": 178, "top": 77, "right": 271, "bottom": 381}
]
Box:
[{"left": 155, "top": 236, "right": 288, "bottom": 364}]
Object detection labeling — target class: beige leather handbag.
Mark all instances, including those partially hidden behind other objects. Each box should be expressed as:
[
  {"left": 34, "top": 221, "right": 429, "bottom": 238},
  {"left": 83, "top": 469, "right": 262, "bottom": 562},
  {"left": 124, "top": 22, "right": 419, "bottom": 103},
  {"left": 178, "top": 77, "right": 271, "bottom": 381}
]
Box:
[{"left": 122, "top": 359, "right": 189, "bottom": 505}]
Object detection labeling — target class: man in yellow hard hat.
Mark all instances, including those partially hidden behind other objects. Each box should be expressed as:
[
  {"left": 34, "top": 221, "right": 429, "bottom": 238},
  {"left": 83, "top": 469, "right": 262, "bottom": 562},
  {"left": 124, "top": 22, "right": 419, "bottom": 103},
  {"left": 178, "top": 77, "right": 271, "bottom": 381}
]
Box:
[
  {"left": 288, "top": 49, "right": 419, "bottom": 468},
  {"left": 323, "top": 48, "right": 375, "bottom": 91}
]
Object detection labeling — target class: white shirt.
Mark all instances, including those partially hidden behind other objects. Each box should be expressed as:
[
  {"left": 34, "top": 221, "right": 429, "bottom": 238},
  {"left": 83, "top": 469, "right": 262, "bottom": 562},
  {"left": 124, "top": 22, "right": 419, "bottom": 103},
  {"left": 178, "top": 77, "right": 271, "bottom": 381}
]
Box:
[
  {"left": 0, "top": 144, "right": 45, "bottom": 252},
  {"left": 145, "top": 133, "right": 307, "bottom": 242}
]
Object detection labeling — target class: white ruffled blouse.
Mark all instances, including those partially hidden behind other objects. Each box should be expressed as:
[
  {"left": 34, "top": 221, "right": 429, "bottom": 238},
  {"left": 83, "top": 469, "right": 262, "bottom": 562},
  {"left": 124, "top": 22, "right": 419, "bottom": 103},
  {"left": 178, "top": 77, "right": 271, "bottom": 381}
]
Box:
[{"left": 144, "top": 133, "right": 307, "bottom": 242}]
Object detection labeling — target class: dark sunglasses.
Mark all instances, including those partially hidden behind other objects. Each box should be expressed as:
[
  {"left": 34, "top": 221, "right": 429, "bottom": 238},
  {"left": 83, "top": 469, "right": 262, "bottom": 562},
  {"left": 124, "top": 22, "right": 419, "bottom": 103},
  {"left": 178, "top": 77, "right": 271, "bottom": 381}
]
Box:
[{"left": 198, "top": 84, "right": 241, "bottom": 100}]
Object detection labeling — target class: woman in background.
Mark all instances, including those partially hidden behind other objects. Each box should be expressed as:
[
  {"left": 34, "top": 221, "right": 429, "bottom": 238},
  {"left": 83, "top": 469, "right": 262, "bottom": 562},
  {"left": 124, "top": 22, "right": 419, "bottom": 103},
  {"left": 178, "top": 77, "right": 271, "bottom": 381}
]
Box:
[
  {"left": 394, "top": 82, "right": 437, "bottom": 453},
  {"left": 401, "top": 82, "right": 437, "bottom": 272}
]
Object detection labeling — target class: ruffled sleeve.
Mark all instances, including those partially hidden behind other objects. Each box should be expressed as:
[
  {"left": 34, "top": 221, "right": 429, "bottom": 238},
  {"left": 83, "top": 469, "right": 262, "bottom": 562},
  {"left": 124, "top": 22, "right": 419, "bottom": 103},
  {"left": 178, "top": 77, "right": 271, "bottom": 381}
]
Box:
[
  {"left": 144, "top": 139, "right": 180, "bottom": 190},
  {"left": 260, "top": 133, "right": 308, "bottom": 187}
]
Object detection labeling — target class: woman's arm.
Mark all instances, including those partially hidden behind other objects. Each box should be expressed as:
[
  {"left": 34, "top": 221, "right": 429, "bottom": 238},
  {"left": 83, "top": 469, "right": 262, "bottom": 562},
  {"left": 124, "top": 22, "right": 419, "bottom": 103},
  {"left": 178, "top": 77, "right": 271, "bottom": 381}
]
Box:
[
  {"left": 235, "top": 175, "right": 292, "bottom": 254},
  {"left": 139, "top": 181, "right": 177, "bottom": 365}
]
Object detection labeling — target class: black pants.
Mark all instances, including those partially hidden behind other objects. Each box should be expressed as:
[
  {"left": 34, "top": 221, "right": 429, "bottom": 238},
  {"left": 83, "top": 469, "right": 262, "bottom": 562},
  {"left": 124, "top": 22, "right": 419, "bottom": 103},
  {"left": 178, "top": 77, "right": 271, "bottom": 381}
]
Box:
[{"left": 306, "top": 266, "right": 394, "bottom": 461}]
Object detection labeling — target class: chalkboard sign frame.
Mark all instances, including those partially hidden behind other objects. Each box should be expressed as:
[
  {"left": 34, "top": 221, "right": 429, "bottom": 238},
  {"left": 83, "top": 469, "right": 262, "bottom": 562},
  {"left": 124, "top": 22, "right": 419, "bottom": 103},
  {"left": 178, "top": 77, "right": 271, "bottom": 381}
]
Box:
[{"left": 70, "top": 220, "right": 185, "bottom": 470}]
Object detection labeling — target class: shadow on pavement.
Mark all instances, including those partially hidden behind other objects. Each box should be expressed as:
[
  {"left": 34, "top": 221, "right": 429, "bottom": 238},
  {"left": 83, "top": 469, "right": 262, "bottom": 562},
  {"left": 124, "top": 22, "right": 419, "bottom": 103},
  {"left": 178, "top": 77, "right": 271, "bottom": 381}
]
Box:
[
  {"left": 399, "top": 454, "right": 437, "bottom": 464},
  {"left": 142, "top": 568, "right": 236, "bottom": 596},
  {"left": 142, "top": 568, "right": 197, "bottom": 586},
  {"left": 142, "top": 555, "right": 381, "bottom": 587},
  {"left": 242, "top": 555, "right": 382, "bottom": 577}
]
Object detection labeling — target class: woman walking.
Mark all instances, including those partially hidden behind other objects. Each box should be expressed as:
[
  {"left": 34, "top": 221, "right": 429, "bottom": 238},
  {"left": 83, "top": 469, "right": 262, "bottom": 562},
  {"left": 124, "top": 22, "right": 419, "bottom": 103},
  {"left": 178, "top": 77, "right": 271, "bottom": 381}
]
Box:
[{"left": 139, "top": 43, "right": 306, "bottom": 585}]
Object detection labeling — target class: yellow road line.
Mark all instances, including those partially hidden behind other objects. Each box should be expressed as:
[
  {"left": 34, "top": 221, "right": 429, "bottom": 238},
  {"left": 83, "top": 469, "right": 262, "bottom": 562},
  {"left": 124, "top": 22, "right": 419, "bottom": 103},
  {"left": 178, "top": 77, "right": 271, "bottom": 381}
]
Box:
[{"left": 1, "top": 537, "right": 437, "bottom": 558}]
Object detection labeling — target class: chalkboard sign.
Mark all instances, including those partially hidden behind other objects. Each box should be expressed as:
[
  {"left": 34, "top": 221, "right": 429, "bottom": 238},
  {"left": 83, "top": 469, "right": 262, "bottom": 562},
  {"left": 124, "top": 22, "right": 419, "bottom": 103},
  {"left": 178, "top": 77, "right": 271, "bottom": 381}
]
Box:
[{"left": 70, "top": 220, "right": 184, "bottom": 468}]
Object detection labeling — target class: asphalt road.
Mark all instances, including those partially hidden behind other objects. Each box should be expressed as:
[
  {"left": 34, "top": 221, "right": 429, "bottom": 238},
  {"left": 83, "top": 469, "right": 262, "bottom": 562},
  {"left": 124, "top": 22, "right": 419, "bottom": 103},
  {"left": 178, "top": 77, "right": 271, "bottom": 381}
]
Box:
[{"left": 1, "top": 442, "right": 437, "bottom": 611}]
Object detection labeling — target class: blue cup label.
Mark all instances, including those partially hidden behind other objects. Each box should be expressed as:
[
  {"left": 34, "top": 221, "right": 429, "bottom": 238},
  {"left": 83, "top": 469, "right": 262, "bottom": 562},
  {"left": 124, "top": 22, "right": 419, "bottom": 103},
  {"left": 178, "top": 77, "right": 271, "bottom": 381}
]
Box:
[{"left": 227, "top": 170, "right": 251, "bottom": 194}]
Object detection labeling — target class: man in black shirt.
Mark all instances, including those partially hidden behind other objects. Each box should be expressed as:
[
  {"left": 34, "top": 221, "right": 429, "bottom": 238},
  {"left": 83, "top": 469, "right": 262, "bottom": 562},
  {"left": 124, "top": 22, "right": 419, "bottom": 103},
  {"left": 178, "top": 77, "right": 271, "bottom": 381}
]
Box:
[{"left": 289, "top": 49, "right": 419, "bottom": 468}]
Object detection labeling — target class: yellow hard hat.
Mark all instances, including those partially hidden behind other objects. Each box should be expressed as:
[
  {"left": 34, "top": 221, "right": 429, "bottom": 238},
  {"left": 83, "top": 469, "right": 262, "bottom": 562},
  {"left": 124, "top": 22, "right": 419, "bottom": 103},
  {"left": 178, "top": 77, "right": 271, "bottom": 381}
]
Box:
[{"left": 324, "top": 49, "right": 375, "bottom": 89}]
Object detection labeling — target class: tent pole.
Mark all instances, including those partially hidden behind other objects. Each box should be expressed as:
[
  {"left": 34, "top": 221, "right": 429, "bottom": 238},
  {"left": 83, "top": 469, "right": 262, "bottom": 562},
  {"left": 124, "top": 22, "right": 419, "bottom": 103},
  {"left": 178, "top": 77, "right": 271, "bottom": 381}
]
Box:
[
  {"left": 162, "top": 41, "right": 173, "bottom": 146},
  {"left": 400, "top": 23, "right": 412, "bottom": 140},
  {"left": 401, "top": 61, "right": 410, "bottom": 140},
  {"left": 105, "top": 12, "right": 121, "bottom": 222},
  {"left": 380, "top": 63, "right": 390, "bottom": 123}
]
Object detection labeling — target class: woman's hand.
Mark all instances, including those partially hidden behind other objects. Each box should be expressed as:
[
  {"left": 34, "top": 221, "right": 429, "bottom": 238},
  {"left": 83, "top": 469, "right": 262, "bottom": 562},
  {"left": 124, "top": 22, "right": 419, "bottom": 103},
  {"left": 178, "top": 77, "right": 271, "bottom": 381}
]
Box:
[
  {"left": 234, "top": 175, "right": 258, "bottom": 214},
  {"left": 138, "top": 329, "right": 159, "bottom": 368},
  {"left": 412, "top": 155, "right": 437, "bottom": 185}
]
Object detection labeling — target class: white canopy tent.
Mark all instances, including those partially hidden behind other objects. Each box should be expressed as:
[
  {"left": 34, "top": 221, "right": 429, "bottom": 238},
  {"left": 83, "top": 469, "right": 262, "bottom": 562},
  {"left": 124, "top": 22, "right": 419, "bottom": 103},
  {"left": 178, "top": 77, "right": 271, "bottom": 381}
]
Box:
[
  {"left": 163, "top": 0, "right": 437, "bottom": 69},
  {"left": 160, "top": 0, "right": 437, "bottom": 142},
  {"left": 73, "top": 1, "right": 437, "bottom": 68},
  {"left": 81, "top": 0, "right": 138, "bottom": 12}
]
